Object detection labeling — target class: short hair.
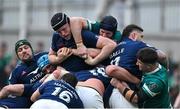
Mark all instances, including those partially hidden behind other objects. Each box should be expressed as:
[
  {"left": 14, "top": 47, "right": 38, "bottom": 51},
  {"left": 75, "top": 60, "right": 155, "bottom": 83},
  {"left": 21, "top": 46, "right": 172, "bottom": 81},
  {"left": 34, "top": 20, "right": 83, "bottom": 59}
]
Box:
[
  {"left": 61, "top": 73, "right": 78, "bottom": 88},
  {"left": 122, "top": 24, "right": 143, "bottom": 37},
  {"left": 136, "top": 47, "right": 158, "bottom": 64}
]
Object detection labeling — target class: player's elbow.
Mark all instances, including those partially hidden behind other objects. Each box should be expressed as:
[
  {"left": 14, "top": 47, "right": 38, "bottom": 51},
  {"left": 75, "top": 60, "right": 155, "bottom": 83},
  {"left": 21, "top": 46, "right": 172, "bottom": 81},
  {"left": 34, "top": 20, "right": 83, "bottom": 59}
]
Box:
[
  {"left": 3, "top": 85, "right": 13, "bottom": 94},
  {"left": 31, "top": 93, "right": 37, "bottom": 102},
  {"left": 158, "top": 52, "right": 167, "bottom": 61},
  {"left": 106, "top": 65, "right": 118, "bottom": 77},
  {"left": 30, "top": 96, "right": 35, "bottom": 102},
  {"left": 157, "top": 50, "right": 168, "bottom": 68},
  {"left": 108, "top": 41, "right": 117, "bottom": 50}
]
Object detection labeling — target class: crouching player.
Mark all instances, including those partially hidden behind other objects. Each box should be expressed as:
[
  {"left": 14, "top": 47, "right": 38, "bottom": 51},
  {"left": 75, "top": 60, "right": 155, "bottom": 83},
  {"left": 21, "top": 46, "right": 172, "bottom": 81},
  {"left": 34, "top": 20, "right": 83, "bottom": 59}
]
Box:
[
  {"left": 30, "top": 73, "right": 84, "bottom": 109},
  {"left": 0, "top": 54, "right": 83, "bottom": 108}
]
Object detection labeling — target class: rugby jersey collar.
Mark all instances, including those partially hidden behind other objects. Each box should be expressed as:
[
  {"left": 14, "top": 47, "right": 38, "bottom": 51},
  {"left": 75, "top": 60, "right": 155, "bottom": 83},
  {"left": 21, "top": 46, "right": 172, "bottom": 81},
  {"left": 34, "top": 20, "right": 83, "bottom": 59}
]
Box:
[{"left": 145, "top": 64, "right": 161, "bottom": 75}]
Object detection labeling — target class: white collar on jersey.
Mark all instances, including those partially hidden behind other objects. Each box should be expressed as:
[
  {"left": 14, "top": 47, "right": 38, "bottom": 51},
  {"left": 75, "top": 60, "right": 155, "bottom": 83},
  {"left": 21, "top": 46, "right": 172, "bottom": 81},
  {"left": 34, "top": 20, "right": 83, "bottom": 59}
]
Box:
[{"left": 146, "top": 64, "right": 162, "bottom": 75}]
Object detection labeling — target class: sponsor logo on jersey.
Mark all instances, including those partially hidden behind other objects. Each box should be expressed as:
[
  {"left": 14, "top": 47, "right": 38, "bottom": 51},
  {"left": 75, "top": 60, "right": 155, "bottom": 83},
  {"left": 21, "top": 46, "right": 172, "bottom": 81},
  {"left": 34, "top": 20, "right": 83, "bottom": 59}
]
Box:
[
  {"left": 21, "top": 71, "right": 27, "bottom": 76},
  {"left": 27, "top": 68, "right": 39, "bottom": 76}
]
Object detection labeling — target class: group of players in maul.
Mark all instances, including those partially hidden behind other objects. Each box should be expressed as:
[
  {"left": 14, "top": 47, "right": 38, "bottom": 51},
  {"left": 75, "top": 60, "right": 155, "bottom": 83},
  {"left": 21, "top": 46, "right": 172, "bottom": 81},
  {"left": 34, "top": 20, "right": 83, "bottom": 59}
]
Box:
[{"left": 0, "top": 12, "right": 172, "bottom": 109}]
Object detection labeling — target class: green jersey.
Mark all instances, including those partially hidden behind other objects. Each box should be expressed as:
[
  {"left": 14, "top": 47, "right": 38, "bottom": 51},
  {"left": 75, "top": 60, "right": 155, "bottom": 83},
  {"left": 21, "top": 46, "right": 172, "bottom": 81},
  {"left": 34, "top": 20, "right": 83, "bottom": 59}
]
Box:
[
  {"left": 86, "top": 20, "right": 122, "bottom": 43},
  {"left": 139, "top": 64, "right": 171, "bottom": 108}
]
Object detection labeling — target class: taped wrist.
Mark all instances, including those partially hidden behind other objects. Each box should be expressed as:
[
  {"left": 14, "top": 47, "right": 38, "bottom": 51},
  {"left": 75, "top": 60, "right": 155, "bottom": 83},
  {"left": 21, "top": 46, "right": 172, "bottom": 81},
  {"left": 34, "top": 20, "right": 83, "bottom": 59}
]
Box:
[
  {"left": 76, "top": 40, "right": 83, "bottom": 47},
  {"left": 130, "top": 91, "right": 136, "bottom": 102},
  {"left": 123, "top": 88, "right": 136, "bottom": 102},
  {"left": 123, "top": 88, "right": 130, "bottom": 97}
]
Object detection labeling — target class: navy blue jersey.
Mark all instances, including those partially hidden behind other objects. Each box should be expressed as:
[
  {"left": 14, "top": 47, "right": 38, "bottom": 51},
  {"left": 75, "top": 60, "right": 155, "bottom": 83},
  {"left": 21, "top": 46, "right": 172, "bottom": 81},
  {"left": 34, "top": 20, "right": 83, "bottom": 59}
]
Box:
[
  {"left": 74, "top": 66, "right": 111, "bottom": 89},
  {"left": 38, "top": 80, "right": 83, "bottom": 108},
  {"left": 9, "top": 52, "right": 47, "bottom": 84},
  {"left": 103, "top": 37, "right": 155, "bottom": 108},
  {"left": 0, "top": 52, "right": 47, "bottom": 108},
  {"left": 23, "top": 81, "right": 42, "bottom": 97},
  {"left": 109, "top": 37, "right": 150, "bottom": 90},
  {"left": 51, "top": 30, "right": 98, "bottom": 72},
  {"left": 109, "top": 37, "right": 149, "bottom": 79}
]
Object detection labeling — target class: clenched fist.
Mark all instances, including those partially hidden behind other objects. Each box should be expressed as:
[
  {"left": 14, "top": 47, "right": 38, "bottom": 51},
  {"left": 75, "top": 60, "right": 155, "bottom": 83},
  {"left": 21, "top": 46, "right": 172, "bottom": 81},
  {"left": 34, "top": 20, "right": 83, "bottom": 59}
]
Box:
[{"left": 57, "top": 47, "right": 73, "bottom": 61}]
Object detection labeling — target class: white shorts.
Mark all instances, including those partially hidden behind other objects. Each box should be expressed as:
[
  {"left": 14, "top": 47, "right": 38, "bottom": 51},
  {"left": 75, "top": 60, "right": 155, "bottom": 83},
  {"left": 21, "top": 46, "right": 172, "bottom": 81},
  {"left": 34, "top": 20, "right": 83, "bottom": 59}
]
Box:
[
  {"left": 30, "top": 99, "right": 68, "bottom": 109},
  {"left": 76, "top": 86, "right": 104, "bottom": 108},
  {"left": 109, "top": 88, "right": 137, "bottom": 108}
]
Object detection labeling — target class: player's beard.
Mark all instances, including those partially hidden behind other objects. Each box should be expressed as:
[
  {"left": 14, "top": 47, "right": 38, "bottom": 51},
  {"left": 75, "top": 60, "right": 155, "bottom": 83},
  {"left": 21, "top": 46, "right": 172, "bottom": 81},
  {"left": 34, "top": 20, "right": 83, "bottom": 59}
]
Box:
[{"left": 22, "top": 54, "right": 33, "bottom": 63}]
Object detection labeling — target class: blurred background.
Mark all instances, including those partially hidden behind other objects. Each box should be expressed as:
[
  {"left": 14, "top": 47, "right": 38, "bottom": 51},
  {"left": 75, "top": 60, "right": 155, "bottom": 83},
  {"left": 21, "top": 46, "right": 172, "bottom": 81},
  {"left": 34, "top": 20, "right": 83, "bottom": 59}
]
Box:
[{"left": 0, "top": 0, "right": 179, "bottom": 107}]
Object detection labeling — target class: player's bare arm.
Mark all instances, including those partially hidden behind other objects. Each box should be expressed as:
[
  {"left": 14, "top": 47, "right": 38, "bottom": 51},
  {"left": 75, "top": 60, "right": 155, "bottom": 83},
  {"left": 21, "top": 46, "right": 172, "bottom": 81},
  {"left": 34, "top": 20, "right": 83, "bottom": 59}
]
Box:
[
  {"left": 30, "top": 89, "right": 40, "bottom": 102},
  {"left": 0, "top": 84, "right": 24, "bottom": 99},
  {"left": 70, "top": 17, "right": 88, "bottom": 57},
  {"left": 48, "top": 47, "right": 72, "bottom": 64},
  {"left": 85, "top": 36, "right": 117, "bottom": 65}
]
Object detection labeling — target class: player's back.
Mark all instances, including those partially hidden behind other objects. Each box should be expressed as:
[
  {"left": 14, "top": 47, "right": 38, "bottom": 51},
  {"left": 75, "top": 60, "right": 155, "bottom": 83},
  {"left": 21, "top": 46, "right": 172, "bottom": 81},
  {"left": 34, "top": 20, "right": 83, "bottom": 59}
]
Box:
[
  {"left": 109, "top": 37, "right": 148, "bottom": 79},
  {"left": 74, "top": 66, "right": 111, "bottom": 89},
  {"left": 38, "top": 80, "right": 83, "bottom": 108}
]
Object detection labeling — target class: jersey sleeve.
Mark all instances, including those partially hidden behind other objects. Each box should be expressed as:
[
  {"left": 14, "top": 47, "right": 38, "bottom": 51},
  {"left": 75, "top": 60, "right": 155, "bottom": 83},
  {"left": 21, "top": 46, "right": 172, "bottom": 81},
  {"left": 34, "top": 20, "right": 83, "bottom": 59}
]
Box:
[
  {"left": 138, "top": 41, "right": 149, "bottom": 49},
  {"left": 81, "top": 30, "right": 99, "bottom": 48},
  {"left": 39, "top": 82, "right": 48, "bottom": 94},
  {"left": 113, "top": 31, "right": 122, "bottom": 42},
  {"left": 51, "top": 32, "right": 59, "bottom": 52},
  {"left": 141, "top": 78, "right": 164, "bottom": 98},
  {"left": 23, "top": 83, "right": 34, "bottom": 97},
  {"left": 86, "top": 20, "right": 100, "bottom": 34},
  {"left": 141, "top": 41, "right": 157, "bottom": 50},
  {"left": 8, "top": 67, "right": 20, "bottom": 84}
]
